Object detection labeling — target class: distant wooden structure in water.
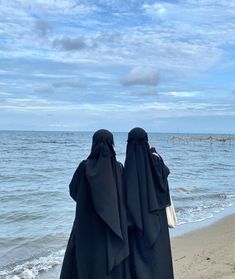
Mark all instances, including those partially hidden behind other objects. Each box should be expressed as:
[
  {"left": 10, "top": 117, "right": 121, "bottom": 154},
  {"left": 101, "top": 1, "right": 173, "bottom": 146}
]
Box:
[{"left": 170, "top": 135, "right": 235, "bottom": 143}]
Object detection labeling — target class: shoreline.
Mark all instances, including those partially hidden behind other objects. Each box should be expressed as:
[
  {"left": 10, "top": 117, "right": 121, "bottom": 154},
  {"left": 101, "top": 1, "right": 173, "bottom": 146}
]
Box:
[
  {"left": 172, "top": 213, "right": 235, "bottom": 279},
  {"left": 170, "top": 203, "right": 235, "bottom": 238},
  {"left": 38, "top": 212, "right": 235, "bottom": 279}
]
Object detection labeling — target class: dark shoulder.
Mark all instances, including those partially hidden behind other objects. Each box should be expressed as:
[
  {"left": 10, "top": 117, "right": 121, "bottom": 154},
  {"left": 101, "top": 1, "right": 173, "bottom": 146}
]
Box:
[
  {"left": 79, "top": 159, "right": 86, "bottom": 167},
  {"left": 74, "top": 160, "right": 86, "bottom": 176},
  {"left": 151, "top": 151, "right": 162, "bottom": 163},
  {"left": 151, "top": 152, "right": 170, "bottom": 176}
]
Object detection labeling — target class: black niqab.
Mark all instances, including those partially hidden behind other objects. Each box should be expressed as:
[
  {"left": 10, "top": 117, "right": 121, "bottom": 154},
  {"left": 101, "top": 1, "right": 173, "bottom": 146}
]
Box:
[
  {"left": 124, "top": 127, "right": 174, "bottom": 279},
  {"left": 60, "top": 129, "right": 130, "bottom": 279},
  {"left": 86, "top": 129, "right": 123, "bottom": 240},
  {"left": 125, "top": 127, "right": 170, "bottom": 247}
]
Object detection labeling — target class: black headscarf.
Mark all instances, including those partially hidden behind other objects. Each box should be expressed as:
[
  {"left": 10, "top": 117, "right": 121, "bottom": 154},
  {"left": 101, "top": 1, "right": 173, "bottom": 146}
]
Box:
[
  {"left": 60, "top": 130, "right": 129, "bottom": 279},
  {"left": 124, "top": 127, "right": 171, "bottom": 248},
  {"left": 61, "top": 129, "right": 130, "bottom": 279},
  {"left": 86, "top": 129, "right": 123, "bottom": 240}
]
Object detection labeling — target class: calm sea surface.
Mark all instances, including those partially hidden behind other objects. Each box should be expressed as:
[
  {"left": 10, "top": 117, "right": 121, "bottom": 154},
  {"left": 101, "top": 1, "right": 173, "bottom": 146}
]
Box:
[{"left": 0, "top": 131, "right": 235, "bottom": 278}]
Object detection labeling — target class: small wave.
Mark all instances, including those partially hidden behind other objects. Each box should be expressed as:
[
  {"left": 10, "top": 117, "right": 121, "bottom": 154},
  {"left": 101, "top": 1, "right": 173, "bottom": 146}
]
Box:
[
  {"left": 176, "top": 201, "right": 234, "bottom": 225},
  {"left": 173, "top": 192, "right": 235, "bottom": 202},
  {"left": 176, "top": 203, "right": 221, "bottom": 213},
  {"left": 0, "top": 250, "right": 64, "bottom": 279},
  {"left": 0, "top": 234, "right": 67, "bottom": 251},
  {"left": 0, "top": 212, "right": 45, "bottom": 224},
  {"left": 0, "top": 191, "right": 63, "bottom": 203},
  {"left": 177, "top": 214, "right": 214, "bottom": 225}
]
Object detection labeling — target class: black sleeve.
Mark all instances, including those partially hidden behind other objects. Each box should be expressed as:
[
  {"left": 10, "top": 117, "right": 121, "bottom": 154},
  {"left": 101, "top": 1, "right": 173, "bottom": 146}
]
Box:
[
  {"left": 69, "top": 161, "right": 85, "bottom": 202},
  {"left": 151, "top": 150, "right": 170, "bottom": 177},
  {"left": 151, "top": 152, "right": 171, "bottom": 207}
]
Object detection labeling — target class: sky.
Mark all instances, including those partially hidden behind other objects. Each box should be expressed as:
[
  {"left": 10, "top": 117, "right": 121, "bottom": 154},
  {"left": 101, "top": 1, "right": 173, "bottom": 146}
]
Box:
[{"left": 0, "top": 0, "right": 235, "bottom": 133}]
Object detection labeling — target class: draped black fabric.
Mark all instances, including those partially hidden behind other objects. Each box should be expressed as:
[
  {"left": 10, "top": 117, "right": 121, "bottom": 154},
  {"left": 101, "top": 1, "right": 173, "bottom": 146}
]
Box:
[
  {"left": 60, "top": 129, "right": 130, "bottom": 279},
  {"left": 124, "top": 127, "right": 174, "bottom": 279},
  {"left": 86, "top": 130, "right": 123, "bottom": 241}
]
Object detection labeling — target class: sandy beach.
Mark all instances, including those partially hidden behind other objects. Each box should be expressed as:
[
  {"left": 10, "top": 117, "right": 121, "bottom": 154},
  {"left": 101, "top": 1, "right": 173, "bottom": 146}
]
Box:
[
  {"left": 172, "top": 214, "right": 235, "bottom": 279},
  {"left": 39, "top": 213, "right": 235, "bottom": 279}
]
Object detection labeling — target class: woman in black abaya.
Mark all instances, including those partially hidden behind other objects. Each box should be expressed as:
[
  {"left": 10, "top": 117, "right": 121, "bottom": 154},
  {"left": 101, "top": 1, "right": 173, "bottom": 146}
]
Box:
[
  {"left": 124, "top": 127, "right": 174, "bottom": 279},
  {"left": 60, "top": 129, "right": 130, "bottom": 279}
]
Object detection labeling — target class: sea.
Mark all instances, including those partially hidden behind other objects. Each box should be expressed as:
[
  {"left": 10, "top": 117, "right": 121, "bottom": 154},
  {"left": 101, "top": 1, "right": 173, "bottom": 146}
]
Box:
[{"left": 0, "top": 131, "right": 235, "bottom": 279}]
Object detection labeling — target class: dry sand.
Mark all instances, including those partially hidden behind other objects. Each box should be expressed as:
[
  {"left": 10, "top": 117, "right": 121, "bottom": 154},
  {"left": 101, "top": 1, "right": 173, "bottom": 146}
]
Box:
[{"left": 172, "top": 214, "right": 235, "bottom": 279}]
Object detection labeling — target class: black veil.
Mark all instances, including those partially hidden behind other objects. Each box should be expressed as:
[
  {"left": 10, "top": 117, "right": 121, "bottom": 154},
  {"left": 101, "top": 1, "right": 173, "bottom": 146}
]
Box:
[
  {"left": 60, "top": 129, "right": 129, "bottom": 279},
  {"left": 86, "top": 129, "right": 123, "bottom": 240},
  {"left": 124, "top": 127, "right": 171, "bottom": 248}
]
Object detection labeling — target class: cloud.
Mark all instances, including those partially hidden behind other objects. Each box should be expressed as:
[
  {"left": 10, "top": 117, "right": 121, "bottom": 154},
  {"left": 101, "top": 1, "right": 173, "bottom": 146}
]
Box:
[
  {"left": 96, "top": 32, "right": 122, "bottom": 44},
  {"left": 167, "top": 91, "right": 200, "bottom": 98},
  {"left": 135, "top": 89, "right": 159, "bottom": 97},
  {"left": 0, "top": 91, "right": 12, "bottom": 96},
  {"left": 0, "top": 0, "right": 235, "bottom": 132},
  {"left": 35, "top": 20, "right": 52, "bottom": 36},
  {"left": 52, "top": 80, "right": 84, "bottom": 88},
  {"left": 1, "top": 97, "right": 234, "bottom": 119},
  {"left": 121, "top": 66, "right": 160, "bottom": 86},
  {"left": 142, "top": 3, "right": 168, "bottom": 18},
  {"left": 34, "top": 86, "right": 54, "bottom": 94},
  {"left": 52, "top": 37, "right": 89, "bottom": 51}
]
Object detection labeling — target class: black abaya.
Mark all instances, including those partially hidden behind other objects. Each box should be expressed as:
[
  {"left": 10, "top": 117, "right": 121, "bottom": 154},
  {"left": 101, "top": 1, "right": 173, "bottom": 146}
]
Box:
[
  {"left": 124, "top": 127, "right": 174, "bottom": 279},
  {"left": 60, "top": 130, "right": 130, "bottom": 279}
]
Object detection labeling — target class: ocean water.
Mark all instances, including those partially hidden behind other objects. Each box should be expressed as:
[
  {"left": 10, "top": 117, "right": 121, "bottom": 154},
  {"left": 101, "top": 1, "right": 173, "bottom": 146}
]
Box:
[{"left": 0, "top": 131, "right": 235, "bottom": 279}]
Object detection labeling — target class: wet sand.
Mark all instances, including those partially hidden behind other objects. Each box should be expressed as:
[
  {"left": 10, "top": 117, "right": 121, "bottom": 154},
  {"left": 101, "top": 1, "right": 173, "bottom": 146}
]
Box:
[
  {"left": 172, "top": 214, "right": 235, "bottom": 279},
  {"left": 39, "top": 214, "right": 235, "bottom": 278}
]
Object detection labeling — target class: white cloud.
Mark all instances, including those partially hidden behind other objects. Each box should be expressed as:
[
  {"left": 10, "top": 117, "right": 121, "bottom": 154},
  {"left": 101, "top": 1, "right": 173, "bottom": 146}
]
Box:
[
  {"left": 167, "top": 91, "right": 200, "bottom": 98},
  {"left": 0, "top": 91, "right": 12, "bottom": 96},
  {"left": 1, "top": 94, "right": 234, "bottom": 118},
  {"left": 0, "top": 0, "right": 235, "bottom": 131},
  {"left": 121, "top": 66, "right": 160, "bottom": 86},
  {"left": 142, "top": 2, "right": 169, "bottom": 18}
]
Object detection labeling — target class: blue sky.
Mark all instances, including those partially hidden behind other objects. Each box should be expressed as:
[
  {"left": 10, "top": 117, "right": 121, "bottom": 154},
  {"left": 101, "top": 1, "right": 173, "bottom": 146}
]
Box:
[{"left": 0, "top": 0, "right": 235, "bottom": 133}]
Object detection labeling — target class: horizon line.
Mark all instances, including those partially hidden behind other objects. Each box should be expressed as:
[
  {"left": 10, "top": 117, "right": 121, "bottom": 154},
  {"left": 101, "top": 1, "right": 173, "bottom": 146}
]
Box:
[{"left": 0, "top": 129, "right": 234, "bottom": 135}]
